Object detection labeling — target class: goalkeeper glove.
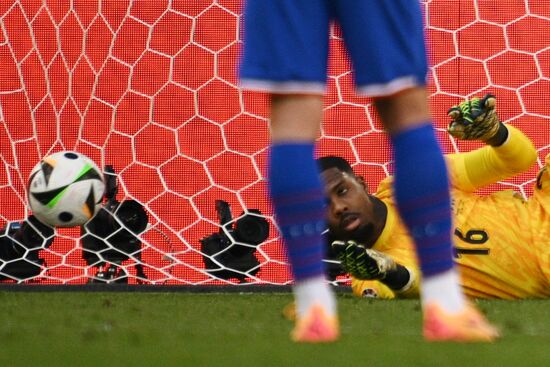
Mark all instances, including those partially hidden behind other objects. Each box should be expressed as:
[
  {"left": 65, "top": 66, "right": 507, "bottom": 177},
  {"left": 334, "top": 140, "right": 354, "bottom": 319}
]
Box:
[
  {"left": 447, "top": 94, "right": 502, "bottom": 142},
  {"left": 331, "top": 240, "right": 397, "bottom": 280}
]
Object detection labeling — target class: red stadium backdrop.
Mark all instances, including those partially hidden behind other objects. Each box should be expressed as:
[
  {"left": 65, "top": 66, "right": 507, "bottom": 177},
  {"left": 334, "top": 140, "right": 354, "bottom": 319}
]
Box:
[{"left": 0, "top": 0, "right": 548, "bottom": 285}]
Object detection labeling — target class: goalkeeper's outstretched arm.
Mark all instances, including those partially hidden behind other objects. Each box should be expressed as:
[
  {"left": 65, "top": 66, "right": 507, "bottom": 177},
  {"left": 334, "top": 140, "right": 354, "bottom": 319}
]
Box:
[
  {"left": 445, "top": 94, "right": 537, "bottom": 191},
  {"left": 331, "top": 240, "right": 416, "bottom": 294}
]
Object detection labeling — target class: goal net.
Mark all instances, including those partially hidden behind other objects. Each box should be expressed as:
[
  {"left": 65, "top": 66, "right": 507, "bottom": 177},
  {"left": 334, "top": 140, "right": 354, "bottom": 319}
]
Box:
[{"left": 0, "top": 0, "right": 548, "bottom": 285}]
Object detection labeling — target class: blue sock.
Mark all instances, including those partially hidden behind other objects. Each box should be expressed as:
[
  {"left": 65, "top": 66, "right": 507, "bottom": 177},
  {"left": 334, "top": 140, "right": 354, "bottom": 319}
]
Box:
[
  {"left": 391, "top": 124, "right": 454, "bottom": 277},
  {"left": 269, "top": 143, "right": 326, "bottom": 281}
]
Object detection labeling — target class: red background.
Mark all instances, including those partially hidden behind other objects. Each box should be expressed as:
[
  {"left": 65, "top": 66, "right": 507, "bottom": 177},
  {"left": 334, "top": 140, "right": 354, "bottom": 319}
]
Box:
[{"left": 0, "top": 0, "right": 548, "bottom": 284}]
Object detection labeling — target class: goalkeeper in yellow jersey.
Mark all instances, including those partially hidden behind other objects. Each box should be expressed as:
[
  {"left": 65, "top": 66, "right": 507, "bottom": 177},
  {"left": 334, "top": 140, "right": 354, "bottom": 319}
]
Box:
[{"left": 322, "top": 94, "right": 550, "bottom": 300}]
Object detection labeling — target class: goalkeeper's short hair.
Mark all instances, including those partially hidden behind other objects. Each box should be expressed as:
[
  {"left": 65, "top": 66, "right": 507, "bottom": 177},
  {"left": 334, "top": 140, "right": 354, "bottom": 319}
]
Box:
[{"left": 317, "top": 156, "right": 354, "bottom": 175}]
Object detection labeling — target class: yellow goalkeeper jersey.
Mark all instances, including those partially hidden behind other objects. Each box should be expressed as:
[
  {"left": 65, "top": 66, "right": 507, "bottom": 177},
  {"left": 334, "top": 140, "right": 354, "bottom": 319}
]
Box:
[{"left": 352, "top": 125, "right": 550, "bottom": 299}]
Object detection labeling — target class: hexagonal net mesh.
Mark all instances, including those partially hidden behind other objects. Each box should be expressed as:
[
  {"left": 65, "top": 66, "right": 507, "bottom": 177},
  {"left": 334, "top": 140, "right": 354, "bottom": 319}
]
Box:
[{"left": 0, "top": 0, "right": 548, "bottom": 285}]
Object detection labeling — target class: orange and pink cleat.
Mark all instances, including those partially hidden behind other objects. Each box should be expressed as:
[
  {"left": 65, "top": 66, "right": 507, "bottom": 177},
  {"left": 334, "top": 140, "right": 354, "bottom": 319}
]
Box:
[
  {"left": 291, "top": 304, "right": 340, "bottom": 343},
  {"left": 423, "top": 303, "right": 500, "bottom": 342}
]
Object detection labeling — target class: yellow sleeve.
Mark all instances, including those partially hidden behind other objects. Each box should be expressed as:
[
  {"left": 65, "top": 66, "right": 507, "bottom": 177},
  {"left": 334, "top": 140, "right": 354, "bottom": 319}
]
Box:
[
  {"left": 351, "top": 265, "right": 420, "bottom": 299},
  {"left": 446, "top": 125, "right": 537, "bottom": 192},
  {"left": 351, "top": 278, "right": 396, "bottom": 299}
]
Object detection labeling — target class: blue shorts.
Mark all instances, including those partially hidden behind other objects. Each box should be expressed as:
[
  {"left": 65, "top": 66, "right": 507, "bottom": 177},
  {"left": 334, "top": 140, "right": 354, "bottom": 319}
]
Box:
[{"left": 240, "top": 0, "right": 428, "bottom": 97}]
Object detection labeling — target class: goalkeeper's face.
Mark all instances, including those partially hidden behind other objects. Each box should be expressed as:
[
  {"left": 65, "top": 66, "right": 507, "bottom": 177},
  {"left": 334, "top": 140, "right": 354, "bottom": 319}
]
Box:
[{"left": 321, "top": 168, "right": 381, "bottom": 243}]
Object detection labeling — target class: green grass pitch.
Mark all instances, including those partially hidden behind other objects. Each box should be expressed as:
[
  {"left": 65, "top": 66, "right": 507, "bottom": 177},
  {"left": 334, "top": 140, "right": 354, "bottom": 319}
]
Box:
[{"left": 0, "top": 292, "right": 548, "bottom": 367}]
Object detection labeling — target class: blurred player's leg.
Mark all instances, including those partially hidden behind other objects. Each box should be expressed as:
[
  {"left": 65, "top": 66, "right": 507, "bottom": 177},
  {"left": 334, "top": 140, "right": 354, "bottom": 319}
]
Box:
[
  {"left": 269, "top": 96, "right": 339, "bottom": 343},
  {"left": 334, "top": 0, "right": 497, "bottom": 341},
  {"left": 377, "top": 89, "right": 466, "bottom": 315},
  {"left": 240, "top": 0, "right": 339, "bottom": 343}
]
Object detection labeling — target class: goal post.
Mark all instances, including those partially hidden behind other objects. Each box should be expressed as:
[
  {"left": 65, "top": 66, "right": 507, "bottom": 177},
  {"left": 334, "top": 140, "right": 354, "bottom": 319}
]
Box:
[{"left": 0, "top": 0, "right": 548, "bottom": 285}]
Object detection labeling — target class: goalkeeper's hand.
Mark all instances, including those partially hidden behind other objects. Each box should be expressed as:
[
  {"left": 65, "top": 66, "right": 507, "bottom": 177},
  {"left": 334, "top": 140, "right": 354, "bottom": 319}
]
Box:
[
  {"left": 447, "top": 94, "right": 500, "bottom": 142},
  {"left": 331, "top": 240, "right": 397, "bottom": 280}
]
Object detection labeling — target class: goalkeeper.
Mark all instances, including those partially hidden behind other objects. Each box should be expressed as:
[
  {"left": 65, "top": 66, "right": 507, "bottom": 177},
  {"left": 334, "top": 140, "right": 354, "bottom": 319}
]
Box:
[{"left": 322, "top": 94, "right": 550, "bottom": 299}]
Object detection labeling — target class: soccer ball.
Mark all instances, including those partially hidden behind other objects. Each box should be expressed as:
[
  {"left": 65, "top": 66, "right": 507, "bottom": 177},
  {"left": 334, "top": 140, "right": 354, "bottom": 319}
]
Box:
[{"left": 27, "top": 151, "right": 105, "bottom": 227}]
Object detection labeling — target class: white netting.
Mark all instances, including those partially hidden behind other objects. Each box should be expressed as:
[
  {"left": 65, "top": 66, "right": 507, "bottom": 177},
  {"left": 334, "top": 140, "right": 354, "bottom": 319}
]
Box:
[{"left": 0, "top": 0, "right": 548, "bottom": 285}]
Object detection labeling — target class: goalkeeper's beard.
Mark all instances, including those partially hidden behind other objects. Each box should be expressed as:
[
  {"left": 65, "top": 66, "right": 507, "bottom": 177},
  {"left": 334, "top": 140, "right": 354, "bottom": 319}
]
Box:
[
  {"left": 339, "top": 198, "right": 387, "bottom": 248},
  {"left": 345, "top": 222, "right": 375, "bottom": 244}
]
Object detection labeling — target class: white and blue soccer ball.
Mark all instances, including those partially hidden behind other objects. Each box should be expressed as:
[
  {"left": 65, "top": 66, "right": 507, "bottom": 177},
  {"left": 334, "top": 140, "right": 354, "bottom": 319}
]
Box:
[{"left": 27, "top": 151, "right": 105, "bottom": 227}]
